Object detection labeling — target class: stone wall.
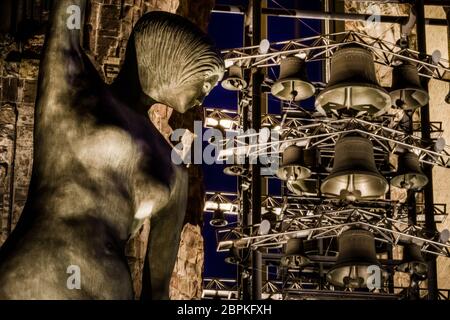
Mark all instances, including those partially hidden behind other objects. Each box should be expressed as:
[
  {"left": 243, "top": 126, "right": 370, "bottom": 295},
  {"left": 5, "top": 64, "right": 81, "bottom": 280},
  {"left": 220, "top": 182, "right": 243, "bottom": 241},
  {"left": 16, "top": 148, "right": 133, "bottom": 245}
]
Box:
[
  {"left": 424, "top": 6, "right": 450, "bottom": 290},
  {"left": 0, "top": 0, "right": 215, "bottom": 300},
  {"left": 0, "top": 38, "right": 38, "bottom": 244}
]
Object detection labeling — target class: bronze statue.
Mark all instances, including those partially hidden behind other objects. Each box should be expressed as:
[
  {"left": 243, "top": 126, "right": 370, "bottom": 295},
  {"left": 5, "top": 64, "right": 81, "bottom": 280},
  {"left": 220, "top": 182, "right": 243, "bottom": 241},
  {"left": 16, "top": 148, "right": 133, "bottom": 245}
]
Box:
[{"left": 0, "top": 0, "right": 224, "bottom": 299}]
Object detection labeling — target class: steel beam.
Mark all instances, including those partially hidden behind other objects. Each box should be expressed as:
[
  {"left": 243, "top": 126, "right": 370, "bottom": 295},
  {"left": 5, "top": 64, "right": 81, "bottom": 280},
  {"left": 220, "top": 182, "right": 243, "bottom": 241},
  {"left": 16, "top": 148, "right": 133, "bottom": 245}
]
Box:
[
  {"left": 239, "top": 2, "right": 253, "bottom": 302},
  {"left": 416, "top": 0, "right": 439, "bottom": 300},
  {"left": 212, "top": 5, "right": 447, "bottom": 25},
  {"left": 250, "top": 0, "right": 263, "bottom": 301}
]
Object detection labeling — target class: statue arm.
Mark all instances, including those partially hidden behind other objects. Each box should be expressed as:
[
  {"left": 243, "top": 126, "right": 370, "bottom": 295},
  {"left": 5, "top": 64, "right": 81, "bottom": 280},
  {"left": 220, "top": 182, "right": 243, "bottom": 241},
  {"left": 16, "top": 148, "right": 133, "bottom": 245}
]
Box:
[
  {"left": 32, "top": 0, "right": 90, "bottom": 175},
  {"left": 45, "top": 0, "right": 86, "bottom": 56},
  {"left": 34, "top": 0, "right": 88, "bottom": 135},
  {"left": 38, "top": 0, "right": 87, "bottom": 102},
  {"left": 141, "top": 174, "right": 188, "bottom": 300}
]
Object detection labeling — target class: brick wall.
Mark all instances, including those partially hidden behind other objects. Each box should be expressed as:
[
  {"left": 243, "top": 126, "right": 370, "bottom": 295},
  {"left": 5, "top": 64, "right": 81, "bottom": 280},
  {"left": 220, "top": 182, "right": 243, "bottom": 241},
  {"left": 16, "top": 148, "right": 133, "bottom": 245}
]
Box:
[{"left": 0, "top": 40, "right": 38, "bottom": 243}]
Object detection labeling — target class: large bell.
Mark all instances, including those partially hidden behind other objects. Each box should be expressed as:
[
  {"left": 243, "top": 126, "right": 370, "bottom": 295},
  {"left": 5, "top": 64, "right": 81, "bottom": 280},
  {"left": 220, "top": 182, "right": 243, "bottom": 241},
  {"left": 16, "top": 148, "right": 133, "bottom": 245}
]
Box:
[
  {"left": 276, "top": 145, "right": 312, "bottom": 181},
  {"left": 221, "top": 64, "right": 247, "bottom": 91},
  {"left": 397, "top": 243, "right": 428, "bottom": 279},
  {"left": 327, "top": 229, "right": 382, "bottom": 288},
  {"left": 321, "top": 135, "right": 388, "bottom": 201},
  {"left": 271, "top": 56, "right": 315, "bottom": 101},
  {"left": 390, "top": 62, "right": 429, "bottom": 110},
  {"left": 210, "top": 208, "right": 228, "bottom": 227},
  {"left": 391, "top": 152, "right": 428, "bottom": 190},
  {"left": 280, "top": 238, "right": 310, "bottom": 268},
  {"left": 315, "top": 44, "right": 391, "bottom": 115}
]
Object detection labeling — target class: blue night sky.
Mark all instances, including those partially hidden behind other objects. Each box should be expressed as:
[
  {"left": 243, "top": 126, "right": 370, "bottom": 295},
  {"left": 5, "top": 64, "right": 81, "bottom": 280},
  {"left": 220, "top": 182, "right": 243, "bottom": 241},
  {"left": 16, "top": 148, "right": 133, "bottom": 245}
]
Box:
[{"left": 202, "top": 0, "right": 323, "bottom": 280}]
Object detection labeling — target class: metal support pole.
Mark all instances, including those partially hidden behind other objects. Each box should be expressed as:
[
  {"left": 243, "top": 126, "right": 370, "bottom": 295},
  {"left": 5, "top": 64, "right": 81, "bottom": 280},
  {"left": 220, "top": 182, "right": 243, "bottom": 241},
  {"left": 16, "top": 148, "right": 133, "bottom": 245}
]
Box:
[
  {"left": 260, "top": 8, "right": 446, "bottom": 26},
  {"left": 386, "top": 206, "right": 395, "bottom": 293},
  {"left": 239, "top": 102, "right": 251, "bottom": 301},
  {"left": 212, "top": 5, "right": 447, "bottom": 26},
  {"left": 416, "top": 0, "right": 439, "bottom": 300},
  {"left": 239, "top": 5, "right": 253, "bottom": 301},
  {"left": 251, "top": 0, "right": 263, "bottom": 301},
  {"left": 404, "top": 112, "right": 418, "bottom": 226}
]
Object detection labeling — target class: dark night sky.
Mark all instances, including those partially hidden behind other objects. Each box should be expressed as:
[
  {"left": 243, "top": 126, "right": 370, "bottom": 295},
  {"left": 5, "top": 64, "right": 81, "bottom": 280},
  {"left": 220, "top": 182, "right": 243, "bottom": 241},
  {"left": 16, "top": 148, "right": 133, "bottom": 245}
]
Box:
[{"left": 202, "top": 0, "right": 323, "bottom": 280}]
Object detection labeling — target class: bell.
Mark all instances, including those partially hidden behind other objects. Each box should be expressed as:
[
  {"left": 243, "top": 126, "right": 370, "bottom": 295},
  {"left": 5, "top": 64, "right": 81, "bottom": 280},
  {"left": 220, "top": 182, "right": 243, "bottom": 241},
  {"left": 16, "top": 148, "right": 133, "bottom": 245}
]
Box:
[
  {"left": 397, "top": 243, "right": 428, "bottom": 279},
  {"left": 287, "top": 178, "right": 318, "bottom": 196},
  {"left": 223, "top": 152, "right": 246, "bottom": 176},
  {"left": 285, "top": 149, "right": 319, "bottom": 195},
  {"left": 327, "top": 229, "right": 382, "bottom": 288},
  {"left": 391, "top": 152, "right": 428, "bottom": 190},
  {"left": 223, "top": 165, "right": 246, "bottom": 176},
  {"left": 224, "top": 246, "right": 243, "bottom": 265},
  {"left": 280, "top": 238, "right": 310, "bottom": 268},
  {"left": 390, "top": 62, "right": 429, "bottom": 110},
  {"left": 262, "top": 208, "right": 278, "bottom": 225},
  {"left": 320, "top": 135, "right": 388, "bottom": 201},
  {"left": 259, "top": 208, "right": 278, "bottom": 235},
  {"left": 271, "top": 56, "right": 315, "bottom": 101},
  {"left": 276, "top": 145, "right": 312, "bottom": 181},
  {"left": 303, "top": 238, "right": 339, "bottom": 257},
  {"left": 221, "top": 64, "right": 247, "bottom": 91},
  {"left": 210, "top": 208, "right": 228, "bottom": 227},
  {"left": 315, "top": 44, "right": 391, "bottom": 115}
]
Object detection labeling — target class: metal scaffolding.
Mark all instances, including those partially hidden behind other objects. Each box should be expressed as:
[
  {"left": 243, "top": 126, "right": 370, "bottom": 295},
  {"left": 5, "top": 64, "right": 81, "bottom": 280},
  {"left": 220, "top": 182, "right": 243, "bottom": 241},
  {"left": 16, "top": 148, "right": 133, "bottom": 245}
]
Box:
[{"left": 205, "top": 0, "right": 450, "bottom": 300}]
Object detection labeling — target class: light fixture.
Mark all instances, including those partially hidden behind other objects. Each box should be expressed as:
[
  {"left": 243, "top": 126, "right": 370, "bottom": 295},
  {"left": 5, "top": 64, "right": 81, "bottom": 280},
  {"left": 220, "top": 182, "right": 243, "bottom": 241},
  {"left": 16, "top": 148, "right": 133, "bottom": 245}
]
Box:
[
  {"left": 261, "top": 114, "right": 281, "bottom": 130},
  {"left": 204, "top": 193, "right": 238, "bottom": 214},
  {"left": 205, "top": 117, "right": 219, "bottom": 128},
  {"left": 204, "top": 108, "right": 239, "bottom": 131}
]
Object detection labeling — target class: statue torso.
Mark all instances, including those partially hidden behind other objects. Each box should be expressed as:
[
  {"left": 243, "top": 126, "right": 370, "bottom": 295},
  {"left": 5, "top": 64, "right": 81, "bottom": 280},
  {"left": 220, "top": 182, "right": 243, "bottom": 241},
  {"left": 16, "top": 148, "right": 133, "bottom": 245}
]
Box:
[{"left": 0, "top": 52, "right": 187, "bottom": 299}]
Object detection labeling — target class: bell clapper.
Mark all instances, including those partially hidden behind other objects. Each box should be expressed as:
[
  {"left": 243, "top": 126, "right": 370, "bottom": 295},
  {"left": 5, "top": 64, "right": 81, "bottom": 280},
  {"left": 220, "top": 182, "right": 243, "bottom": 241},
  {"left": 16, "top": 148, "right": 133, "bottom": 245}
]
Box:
[
  {"left": 290, "top": 82, "right": 298, "bottom": 102},
  {"left": 344, "top": 87, "right": 352, "bottom": 110}
]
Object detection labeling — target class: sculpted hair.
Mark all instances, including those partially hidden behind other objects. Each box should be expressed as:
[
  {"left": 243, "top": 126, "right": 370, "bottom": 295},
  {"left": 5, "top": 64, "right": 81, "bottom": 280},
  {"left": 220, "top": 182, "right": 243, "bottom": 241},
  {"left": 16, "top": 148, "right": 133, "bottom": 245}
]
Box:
[{"left": 133, "top": 11, "right": 224, "bottom": 91}]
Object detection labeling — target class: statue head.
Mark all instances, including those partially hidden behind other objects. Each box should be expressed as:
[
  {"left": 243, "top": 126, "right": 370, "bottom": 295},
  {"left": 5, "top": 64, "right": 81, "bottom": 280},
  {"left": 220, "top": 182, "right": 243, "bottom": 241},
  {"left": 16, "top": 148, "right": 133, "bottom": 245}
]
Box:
[{"left": 132, "top": 11, "right": 225, "bottom": 113}]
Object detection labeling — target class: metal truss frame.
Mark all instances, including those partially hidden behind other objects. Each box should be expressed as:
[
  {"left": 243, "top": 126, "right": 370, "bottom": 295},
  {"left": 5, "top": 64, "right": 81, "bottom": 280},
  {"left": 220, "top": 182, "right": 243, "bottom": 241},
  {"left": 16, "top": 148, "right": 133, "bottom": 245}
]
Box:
[
  {"left": 204, "top": 192, "right": 448, "bottom": 225},
  {"left": 222, "top": 30, "right": 450, "bottom": 84},
  {"left": 216, "top": 117, "right": 450, "bottom": 168},
  {"left": 202, "top": 278, "right": 450, "bottom": 300},
  {"left": 204, "top": 107, "right": 445, "bottom": 136},
  {"left": 215, "top": 205, "right": 450, "bottom": 257},
  {"left": 203, "top": 5, "right": 450, "bottom": 299}
]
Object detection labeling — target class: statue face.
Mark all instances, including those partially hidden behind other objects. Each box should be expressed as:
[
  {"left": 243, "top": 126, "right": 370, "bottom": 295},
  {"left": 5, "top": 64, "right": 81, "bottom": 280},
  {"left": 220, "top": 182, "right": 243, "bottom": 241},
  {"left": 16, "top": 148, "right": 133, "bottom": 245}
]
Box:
[
  {"left": 131, "top": 12, "right": 225, "bottom": 113},
  {"left": 147, "top": 74, "right": 221, "bottom": 113}
]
